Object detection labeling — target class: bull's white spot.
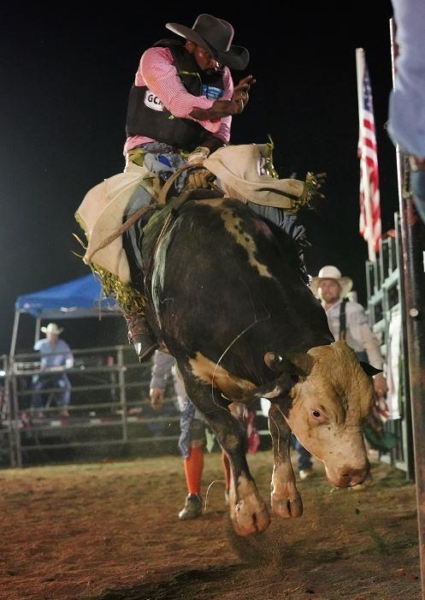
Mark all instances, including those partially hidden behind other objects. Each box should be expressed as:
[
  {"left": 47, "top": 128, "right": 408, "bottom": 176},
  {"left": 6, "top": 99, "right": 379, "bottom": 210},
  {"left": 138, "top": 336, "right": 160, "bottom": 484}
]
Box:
[
  {"left": 220, "top": 207, "right": 272, "bottom": 278},
  {"left": 188, "top": 352, "right": 255, "bottom": 400}
]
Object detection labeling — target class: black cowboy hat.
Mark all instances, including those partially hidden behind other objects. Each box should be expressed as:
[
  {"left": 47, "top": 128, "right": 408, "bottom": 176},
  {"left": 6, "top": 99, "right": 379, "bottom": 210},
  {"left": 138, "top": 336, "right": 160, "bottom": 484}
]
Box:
[{"left": 166, "top": 14, "right": 249, "bottom": 71}]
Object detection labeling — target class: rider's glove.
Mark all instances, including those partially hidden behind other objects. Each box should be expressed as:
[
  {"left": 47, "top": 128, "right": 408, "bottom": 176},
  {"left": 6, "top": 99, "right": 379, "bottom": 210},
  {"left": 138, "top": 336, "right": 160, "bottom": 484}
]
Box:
[{"left": 187, "top": 146, "right": 210, "bottom": 166}]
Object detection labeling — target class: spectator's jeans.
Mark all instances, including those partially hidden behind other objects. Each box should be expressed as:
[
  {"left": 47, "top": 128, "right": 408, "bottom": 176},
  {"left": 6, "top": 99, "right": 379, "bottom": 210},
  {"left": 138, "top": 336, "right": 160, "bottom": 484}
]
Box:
[
  {"left": 31, "top": 374, "right": 71, "bottom": 409},
  {"left": 292, "top": 435, "right": 313, "bottom": 471},
  {"left": 178, "top": 398, "right": 206, "bottom": 459}
]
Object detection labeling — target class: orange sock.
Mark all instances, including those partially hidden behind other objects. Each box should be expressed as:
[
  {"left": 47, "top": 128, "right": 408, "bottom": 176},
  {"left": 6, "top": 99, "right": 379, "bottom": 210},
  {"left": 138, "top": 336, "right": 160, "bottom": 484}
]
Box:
[
  {"left": 184, "top": 446, "right": 204, "bottom": 496},
  {"left": 221, "top": 451, "right": 231, "bottom": 491}
]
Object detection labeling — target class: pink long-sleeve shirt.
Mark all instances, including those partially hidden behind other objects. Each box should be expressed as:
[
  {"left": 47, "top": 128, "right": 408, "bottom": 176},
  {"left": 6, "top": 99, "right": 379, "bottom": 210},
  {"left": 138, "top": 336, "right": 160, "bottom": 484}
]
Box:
[{"left": 124, "top": 46, "right": 234, "bottom": 155}]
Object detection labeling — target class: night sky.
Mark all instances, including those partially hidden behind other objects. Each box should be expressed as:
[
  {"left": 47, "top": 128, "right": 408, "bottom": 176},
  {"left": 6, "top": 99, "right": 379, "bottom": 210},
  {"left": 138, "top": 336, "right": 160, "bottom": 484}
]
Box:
[{"left": 0, "top": 1, "right": 397, "bottom": 355}]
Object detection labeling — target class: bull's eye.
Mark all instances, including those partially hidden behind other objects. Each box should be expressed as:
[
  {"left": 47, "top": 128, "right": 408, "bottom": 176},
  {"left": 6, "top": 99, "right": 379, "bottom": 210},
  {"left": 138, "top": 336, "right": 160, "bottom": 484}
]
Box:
[{"left": 310, "top": 408, "right": 329, "bottom": 425}]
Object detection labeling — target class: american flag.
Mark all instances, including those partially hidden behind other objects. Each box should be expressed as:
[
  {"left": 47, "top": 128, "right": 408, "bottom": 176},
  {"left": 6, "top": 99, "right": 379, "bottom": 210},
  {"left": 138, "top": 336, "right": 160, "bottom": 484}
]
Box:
[{"left": 356, "top": 49, "right": 381, "bottom": 262}]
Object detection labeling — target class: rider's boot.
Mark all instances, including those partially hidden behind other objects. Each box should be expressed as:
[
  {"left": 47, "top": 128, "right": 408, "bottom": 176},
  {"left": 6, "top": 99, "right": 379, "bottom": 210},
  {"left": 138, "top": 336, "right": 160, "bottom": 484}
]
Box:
[{"left": 124, "top": 312, "right": 158, "bottom": 363}]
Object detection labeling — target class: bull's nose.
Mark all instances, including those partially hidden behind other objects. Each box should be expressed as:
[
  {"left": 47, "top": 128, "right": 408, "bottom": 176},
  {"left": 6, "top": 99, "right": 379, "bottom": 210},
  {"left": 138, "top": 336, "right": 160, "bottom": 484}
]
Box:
[
  {"left": 327, "top": 465, "right": 370, "bottom": 488},
  {"left": 347, "top": 469, "right": 369, "bottom": 487}
]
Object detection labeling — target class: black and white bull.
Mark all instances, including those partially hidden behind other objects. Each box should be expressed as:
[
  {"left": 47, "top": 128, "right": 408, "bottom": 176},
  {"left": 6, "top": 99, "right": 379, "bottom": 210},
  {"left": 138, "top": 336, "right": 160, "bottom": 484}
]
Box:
[{"left": 141, "top": 194, "right": 376, "bottom": 537}]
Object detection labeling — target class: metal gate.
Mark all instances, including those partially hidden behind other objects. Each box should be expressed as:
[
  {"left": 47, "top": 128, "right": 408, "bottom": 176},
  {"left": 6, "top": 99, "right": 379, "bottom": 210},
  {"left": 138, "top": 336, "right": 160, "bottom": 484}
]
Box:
[
  {"left": 1, "top": 345, "right": 181, "bottom": 468},
  {"left": 365, "top": 213, "right": 414, "bottom": 478}
]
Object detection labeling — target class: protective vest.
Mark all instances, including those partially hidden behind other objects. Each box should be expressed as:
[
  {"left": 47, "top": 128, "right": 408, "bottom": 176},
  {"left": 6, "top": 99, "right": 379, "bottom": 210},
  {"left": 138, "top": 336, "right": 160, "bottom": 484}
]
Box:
[{"left": 125, "top": 39, "right": 226, "bottom": 151}]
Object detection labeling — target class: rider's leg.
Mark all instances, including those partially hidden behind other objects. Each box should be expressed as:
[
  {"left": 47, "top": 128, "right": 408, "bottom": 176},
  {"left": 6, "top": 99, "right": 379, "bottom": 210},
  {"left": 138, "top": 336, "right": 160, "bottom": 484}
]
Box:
[
  {"left": 121, "top": 224, "right": 159, "bottom": 363},
  {"left": 122, "top": 143, "right": 187, "bottom": 362},
  {"left": 124, "top": 311, "right": 158, "bottom": 362}
]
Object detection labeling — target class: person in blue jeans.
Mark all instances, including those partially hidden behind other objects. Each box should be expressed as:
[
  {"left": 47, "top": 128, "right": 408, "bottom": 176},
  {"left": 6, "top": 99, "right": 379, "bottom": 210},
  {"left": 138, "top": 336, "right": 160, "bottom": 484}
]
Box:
[
  {"left": 293, "top": 437, "right": 314, "bottom": 480},
  {"left": 31, "top": 323, "right": 74, "bottom": 418},
  {"left": 150, "top": 349, "right": 207, "bottom": 520}
]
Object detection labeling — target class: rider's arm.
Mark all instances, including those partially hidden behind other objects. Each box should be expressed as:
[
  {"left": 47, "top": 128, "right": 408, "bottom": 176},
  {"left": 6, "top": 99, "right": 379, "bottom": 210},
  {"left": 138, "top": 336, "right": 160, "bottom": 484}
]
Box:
[
  {"left": 150, "top": 349, "right": 175, "bottom": 410},
  {"left": 139, "top": 46, "right": 232, "bottom": 140}
]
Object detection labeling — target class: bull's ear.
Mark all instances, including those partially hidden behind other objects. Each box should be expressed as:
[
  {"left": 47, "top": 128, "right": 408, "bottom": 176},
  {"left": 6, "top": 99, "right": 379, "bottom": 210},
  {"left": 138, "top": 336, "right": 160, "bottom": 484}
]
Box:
[
  {"left": 360, "top": 361, "right": 382, "bottom": 377},
  {"left": 264, "top": 351, "right": 313, "bottom": 376},
  {"left": 284, "top": 352, "right": 314, "bottom": 376}
]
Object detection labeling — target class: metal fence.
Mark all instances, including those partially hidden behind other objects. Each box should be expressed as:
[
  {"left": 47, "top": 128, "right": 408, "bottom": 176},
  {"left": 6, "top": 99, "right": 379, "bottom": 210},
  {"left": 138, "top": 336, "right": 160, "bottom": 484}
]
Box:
[
  {"left": 1, "top": 347, "right": 272, "bottom": 469},
  {"left": 365, "top": 214, "right": 414, "bottom": 478},
  {"left": 1, "top": 346, "right": 182, "bottom": 468}
]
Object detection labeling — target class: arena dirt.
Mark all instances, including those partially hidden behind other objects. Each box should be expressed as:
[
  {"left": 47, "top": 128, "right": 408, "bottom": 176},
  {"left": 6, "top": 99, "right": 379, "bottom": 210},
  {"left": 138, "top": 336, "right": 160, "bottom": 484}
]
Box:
[{"left": 0, "top": 451, "right": 421, "bottom": 599}]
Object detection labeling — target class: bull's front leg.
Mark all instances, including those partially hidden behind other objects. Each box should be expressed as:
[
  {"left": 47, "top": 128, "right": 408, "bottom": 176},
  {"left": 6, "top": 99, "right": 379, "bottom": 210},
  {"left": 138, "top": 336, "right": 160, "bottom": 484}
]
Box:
[
  {"left": 205, "top": 402, "right": 270, "bottom": 536},
  {"left": 268, "top": 403, "right": 303, "bottom": 519}
]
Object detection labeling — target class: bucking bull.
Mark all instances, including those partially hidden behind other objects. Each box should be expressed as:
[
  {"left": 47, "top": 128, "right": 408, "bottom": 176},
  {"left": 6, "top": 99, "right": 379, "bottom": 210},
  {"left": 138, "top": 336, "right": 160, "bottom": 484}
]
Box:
[{"left": 77, "top": 143, "right": 378, "bottom": 537}]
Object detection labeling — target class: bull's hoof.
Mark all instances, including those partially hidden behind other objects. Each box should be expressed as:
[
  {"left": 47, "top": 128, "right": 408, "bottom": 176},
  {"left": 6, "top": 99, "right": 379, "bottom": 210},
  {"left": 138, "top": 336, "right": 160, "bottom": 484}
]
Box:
[
  {"left": 271, "top": 493, "right": 303, "bottom": 519},
  {"left": 231, "top": 498, "right": 270, "bottom": 536}
]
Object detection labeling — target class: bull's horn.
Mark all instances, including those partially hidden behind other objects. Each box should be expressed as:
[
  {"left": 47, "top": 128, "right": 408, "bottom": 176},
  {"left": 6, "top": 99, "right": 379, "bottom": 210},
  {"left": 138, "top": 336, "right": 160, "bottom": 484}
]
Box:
[
  {"left": 264, "top": 352, "right": 282, "bottom": 370},
  {"left": 239, "top": 371, "right": 294, "bottom": 402},
  {"left": 264, "top": 351, "right": 314, "bottom": 376}
]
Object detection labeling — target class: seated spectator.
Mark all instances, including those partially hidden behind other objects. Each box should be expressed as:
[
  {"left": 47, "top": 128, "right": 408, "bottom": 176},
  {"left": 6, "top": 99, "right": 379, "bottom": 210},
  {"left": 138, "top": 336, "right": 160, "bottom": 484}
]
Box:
[{"left": 31, "top": 323, "right": 74, "bottom": 418}]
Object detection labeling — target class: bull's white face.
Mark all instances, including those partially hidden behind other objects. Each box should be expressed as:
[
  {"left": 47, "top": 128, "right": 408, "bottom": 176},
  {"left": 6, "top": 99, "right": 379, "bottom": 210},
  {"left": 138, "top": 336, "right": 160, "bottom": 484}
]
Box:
[{"left": 284, "top": 340, "right": 375, "bottom": 488}]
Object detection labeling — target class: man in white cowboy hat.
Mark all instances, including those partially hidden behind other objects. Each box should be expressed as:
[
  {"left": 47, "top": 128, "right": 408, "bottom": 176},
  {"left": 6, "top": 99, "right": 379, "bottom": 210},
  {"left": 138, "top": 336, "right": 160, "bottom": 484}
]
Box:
[
  {"left": 30, "top": 323, "right": 74, "bottom": 419},
  {"left": 310, "top": 266, "right": 388, "bottom": 381},
  {"left": 78, "top": 14, "right": 255, "bottom": 364},
  {"left": 294, "top": 265, "right": 388, "bottom": 481}
]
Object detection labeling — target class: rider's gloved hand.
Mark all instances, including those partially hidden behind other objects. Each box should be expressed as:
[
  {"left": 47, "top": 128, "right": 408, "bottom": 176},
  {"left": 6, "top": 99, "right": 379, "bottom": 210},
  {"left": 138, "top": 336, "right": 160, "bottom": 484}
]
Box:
[
  {"left": 187, "top": 146, "right": 210, "bottom": 166},
  {"left": 186, "top": 167, "right": 215, "bottom": 190}
]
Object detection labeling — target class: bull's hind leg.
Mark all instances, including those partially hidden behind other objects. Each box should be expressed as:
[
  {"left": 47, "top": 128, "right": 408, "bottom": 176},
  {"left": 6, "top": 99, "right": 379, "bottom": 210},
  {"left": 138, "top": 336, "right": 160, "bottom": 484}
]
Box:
[
  {"left": 268, "top": 403, "right": 303, "bottom": 518},
  {"left": 202, "top": 398, "right": 270, "bottom": 536}
]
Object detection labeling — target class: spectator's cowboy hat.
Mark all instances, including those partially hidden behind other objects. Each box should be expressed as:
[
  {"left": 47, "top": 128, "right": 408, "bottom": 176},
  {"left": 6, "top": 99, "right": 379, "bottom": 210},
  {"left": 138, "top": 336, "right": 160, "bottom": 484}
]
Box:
[
  {"left": 41, "top": 323, "right": 64, "bottom": 335},
  {"left": 310, "top": 265, "right": 353, "bottom": 298},
  {"left": 166, "top": 14, "right": 249, "bottom": 70}
]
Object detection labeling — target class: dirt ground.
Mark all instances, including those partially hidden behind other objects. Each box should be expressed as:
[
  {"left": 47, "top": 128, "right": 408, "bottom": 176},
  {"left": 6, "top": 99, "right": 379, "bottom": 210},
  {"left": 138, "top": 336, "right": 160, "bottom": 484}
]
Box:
[{"left": 0, "top": 451, "right": 421, "bottom": 600}]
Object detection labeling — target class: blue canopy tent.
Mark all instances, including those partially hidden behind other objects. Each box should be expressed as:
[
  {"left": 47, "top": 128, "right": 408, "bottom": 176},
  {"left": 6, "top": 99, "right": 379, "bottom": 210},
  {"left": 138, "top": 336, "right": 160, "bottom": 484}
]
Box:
[{"left": 10, "top": 274, "right": 119, "bottom": 355}]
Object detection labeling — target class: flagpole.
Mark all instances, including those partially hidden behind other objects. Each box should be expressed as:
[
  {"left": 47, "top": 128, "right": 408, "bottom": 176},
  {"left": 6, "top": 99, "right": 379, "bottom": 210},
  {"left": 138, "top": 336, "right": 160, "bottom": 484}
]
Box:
[{"left": 356, "top": 48, "right": 376, "bottom": 263}]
